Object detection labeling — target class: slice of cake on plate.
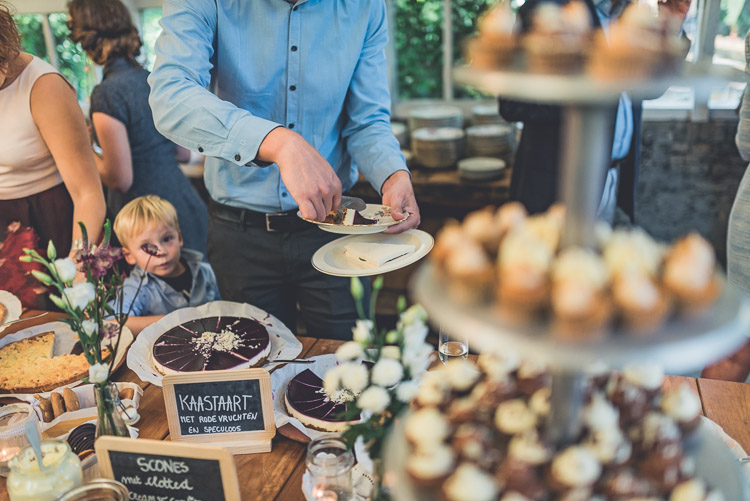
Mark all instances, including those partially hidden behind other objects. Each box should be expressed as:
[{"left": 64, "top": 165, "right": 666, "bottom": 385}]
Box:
[
  {"left": 344, "top": 242, "right": 415, "bottom": 268},
  {"left": 285, "top": 368, "right": 361, "bottom": 432}
]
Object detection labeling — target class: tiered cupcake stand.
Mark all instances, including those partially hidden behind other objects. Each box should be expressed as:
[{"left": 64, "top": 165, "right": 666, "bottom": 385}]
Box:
[{"left": 384, "top": 63, "right": 750, "bottom": 500}]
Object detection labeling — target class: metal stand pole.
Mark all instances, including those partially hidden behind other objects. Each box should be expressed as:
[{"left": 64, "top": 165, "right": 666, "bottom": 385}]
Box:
[{"left": 550, "top": 104, "right": 615, "bottom": 443}]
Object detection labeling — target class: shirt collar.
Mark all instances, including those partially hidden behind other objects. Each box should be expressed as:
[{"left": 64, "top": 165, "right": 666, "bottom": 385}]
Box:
[
  {"left": 103, "top": 57, "right": 136, "bottom": 79},
  {"left": 594, "top": 0, "right": 630, "bottom": 19}
]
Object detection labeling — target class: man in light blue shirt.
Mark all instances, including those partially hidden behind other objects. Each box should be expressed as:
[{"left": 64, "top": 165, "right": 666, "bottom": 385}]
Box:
[{"left": 148, "top": 0, "right": 420, "bottom": 339}]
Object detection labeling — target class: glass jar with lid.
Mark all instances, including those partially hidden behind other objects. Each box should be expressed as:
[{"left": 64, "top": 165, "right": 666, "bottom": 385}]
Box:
[
  {"left": 56, "top": 478, "right": 129, "bottom": 501},
  {"left": 306, "top": 436, "right": 354, "bottom": 501},
  {"left": 6, "top": 439, "right": 83, "bottom": 501},
  {"left": 0, "top": 403, "right": 40, "bottom": 477}
]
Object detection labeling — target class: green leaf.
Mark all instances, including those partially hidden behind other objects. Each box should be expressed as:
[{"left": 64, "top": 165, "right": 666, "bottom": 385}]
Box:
[
  {"left": 102, "top": 219, "right": 112, "bottom": 247},
  {"left": 77, "top": 221, "right": 89, "bottom": 249}
]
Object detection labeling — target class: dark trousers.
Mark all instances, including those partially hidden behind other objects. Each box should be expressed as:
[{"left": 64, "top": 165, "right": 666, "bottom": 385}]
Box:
[{"left": 207, "top": 209, "right": 370, "bottom": 340}]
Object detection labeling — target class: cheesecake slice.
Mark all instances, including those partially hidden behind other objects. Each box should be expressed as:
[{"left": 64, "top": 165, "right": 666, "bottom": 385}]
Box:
[{"left": 285, "top": 368, "right": 362, "bottom": 432}]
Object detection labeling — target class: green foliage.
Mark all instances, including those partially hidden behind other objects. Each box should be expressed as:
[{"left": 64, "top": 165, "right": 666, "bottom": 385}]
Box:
[{"left": 394, "top": 0, "right": 494, "bottom": 99}]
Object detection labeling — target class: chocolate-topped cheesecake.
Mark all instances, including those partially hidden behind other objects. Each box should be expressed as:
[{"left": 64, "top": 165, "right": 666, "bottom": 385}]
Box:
[
  {"left": 152, "top": 316, "right": 270, "bottom": 374},
  {"left": 285, "top": 369, "right": 362, "bottom": 432}
]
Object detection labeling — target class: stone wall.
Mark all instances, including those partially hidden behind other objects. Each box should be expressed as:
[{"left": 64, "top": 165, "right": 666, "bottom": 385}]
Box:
[{"left": 636, "top": 117, "right": 747, "bottom": 267}]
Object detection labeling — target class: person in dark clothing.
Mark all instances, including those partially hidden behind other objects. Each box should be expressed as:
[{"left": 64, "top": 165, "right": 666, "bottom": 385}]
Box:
[
  {"left": 67, "top": 0, "right": 208, "bottom": 254},
  {"left": 499, "top": 0, "right": 690, "bottom": 221}
]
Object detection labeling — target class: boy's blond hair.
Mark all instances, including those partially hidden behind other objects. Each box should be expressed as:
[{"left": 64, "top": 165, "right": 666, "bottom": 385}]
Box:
[{"left": 114, "top": 195, "right": 180, "bottom": 248}]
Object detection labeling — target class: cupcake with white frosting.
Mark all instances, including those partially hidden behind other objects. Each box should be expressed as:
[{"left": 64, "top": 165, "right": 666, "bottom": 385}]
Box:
[
  {"left": 523, "top": 1, "right": 593, "bottom": 74},
  {"left": 663, "top": 233, "right": 721, "bottom": 314},
  {"left": 661, "top": 385, "right": 702, "bottom": 435},
  {"left": 432, "top": 222, "right": 467, "bottom": 269},
  {"left": 452, "top": 423, "right": 501, "bottom": 470},
  {"left": 583, "top": 425, "right": 632, "bottom": 467},
  {"left": 497, "top": 228, "right": 553, "bottom": 319},
  {"left": 406, "top": 444, "right": 456, "bottom": 487},
  {"left": 443, "top": 463, "right": 499, "bottom": 501},
  {"left": 415, "top": 369, "right": 450, "bottom": 409},
  {"left": 495, "top": 399, "right": 538, "bottom": 437},
  {"left": 623, "top": 363, "right": 665, "bottom": 399},
  {"left": 550, "top": 247, "right": 612, "bottom": 339},
  {"left": 469, "top": 2, "right": 517, "bottom": 70},
  {"left": 602, "top": 468, "right": 652, "bottom": 499},
  {"left": 516, "top": 359, "right": 549, "bottom": 397},
  {"left": 445, "top": 240, "right": 496, "bottom": 303},
  {"left": 529, "top": 386, "right": 551, "bottom": 418},
  {"left": 444, "top": 359, "right": 481, "bottom": 393},
  {"left": 463, "top": 206, "right": 505, "bottom": 256},
  {"left": 495, "top": 433, "right": 549, "bottom": 499},
  {"left": 494, "top": 202, "right": 528, "bottom": 245},
  {"left": 548, "top": 445, "right": 602, "bottom": 494},
  {"left": 478, "top": 348, "right": 521, "bottom": 380},
  {"left": 583, "top": 392, "right": 619, "bottom": 432},
  {"left": 405, "top": 407, "right": 451, "bottom": 451},
  {"left": 670, "top": 479, "right": 725, "bottom": 501}
]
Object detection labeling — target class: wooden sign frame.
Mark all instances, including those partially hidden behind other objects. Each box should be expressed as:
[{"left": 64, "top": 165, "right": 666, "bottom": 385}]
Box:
[
  {"left": 162, "top": 368, "right": 276, "bottom": 454},
  {"left": 95, "top": 436, "right": 241, "bottom": 501}
]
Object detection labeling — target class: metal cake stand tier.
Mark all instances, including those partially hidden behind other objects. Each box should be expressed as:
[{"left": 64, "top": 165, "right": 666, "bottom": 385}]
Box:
[
  {"left": 413, "top": 262, "right": 750, "bottom": 374},
  {"left": 383, "top": 414, "right": 750, "bottom": 501},
  {"left": 453, "top": 62, "right": 743, "bottom": 105}
]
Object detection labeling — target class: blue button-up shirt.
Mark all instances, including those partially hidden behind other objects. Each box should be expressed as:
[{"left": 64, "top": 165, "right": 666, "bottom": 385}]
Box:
[
  {"left": 148, "top": 0, "right": 407, "bottom": 214},
  {"left": 115, "top": 249, "right": 221, "bottom": 317},
  {"left": 594, "top": 0, "right": 634, "bottom": 161}
]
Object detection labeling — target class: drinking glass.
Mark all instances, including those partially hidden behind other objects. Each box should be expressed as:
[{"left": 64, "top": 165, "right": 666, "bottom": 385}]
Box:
[{"left": 438, "top": 327, "right": 469, "bottom": 364}]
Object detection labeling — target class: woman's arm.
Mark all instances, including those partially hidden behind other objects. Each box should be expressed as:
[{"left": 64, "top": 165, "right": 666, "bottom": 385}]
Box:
[
  {"left": 30, "top": 73, "right": 106, "bottom": 250},
  {"left": 92, "top": 112, "right": 134, "bottom": 192}
]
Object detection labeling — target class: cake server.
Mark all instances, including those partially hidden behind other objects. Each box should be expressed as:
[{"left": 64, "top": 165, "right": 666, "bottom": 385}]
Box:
[
  {"left": 0, "top": 311, "right": 47, "bottom": 328},
  {"left": 339, "top": 195, "right": 367, "bottom": 211}
]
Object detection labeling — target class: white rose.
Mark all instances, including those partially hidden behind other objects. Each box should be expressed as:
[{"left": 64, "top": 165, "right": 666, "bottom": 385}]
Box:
[
  {"left": 81, "top": 320, "right": 99, "bottom": 337},
  {"left": 352, "top": 320, "right": 373, "bottom": 344},
  {"left": 53, "top": 258, "right": 77, "bottom": 283},
  {"left": 336, "top": 341, "right": 364, "bottom": 361},
  {"left": 340, "top": 363, "right": 369, "bottom": 394},
  {"left": 371, "top": 358, "right": 404, "bottom": 387},
  {"left": 323, "top": 365, "right": 343, "bottom": 397},
  {"left": 88, "top": 363, "right": 109, "bottom": 384},
  {"left": 403, "top": 342, "right": 434, "bottom": 377},
  {"left": 402, "top": 322, "right": 429, "bottom": 349},
  {"left": 381, "top": 346, "right": 401, "bottom": 360},
  {"left": 63, "top": 282, "right": 95, "bottom": 311},
  {"left": 401, "top": 304, "right": 427, "bottom": 326},
  {"left": 357, "top": 386, "right": 391, "bottom": 413},
  {"left": 396, "top": 380, "right": 420, "bottom": 403}
]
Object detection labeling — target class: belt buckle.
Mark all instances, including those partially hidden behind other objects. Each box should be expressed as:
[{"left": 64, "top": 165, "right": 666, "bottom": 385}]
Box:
[{"left": 265, "top": 212, "right": 286, "bottom": 232}]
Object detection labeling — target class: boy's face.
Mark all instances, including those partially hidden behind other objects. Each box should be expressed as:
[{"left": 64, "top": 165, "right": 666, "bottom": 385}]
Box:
[{"left": 123, "top": 223, "right": 183, "bottom": 277}]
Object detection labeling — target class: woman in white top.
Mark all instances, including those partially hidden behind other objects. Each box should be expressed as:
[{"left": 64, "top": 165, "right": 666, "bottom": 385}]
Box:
[{"left": 0, "top": 1, "right": 104, "bottom": 257}]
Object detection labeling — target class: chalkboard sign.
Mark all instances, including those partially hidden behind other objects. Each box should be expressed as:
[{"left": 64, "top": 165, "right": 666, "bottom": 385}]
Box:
[
  {"left": 96, "top": 437, "right": 240, "bottom": 501},
  {"left": 163, "top": 369, "right": 276, "bottom": 454}
]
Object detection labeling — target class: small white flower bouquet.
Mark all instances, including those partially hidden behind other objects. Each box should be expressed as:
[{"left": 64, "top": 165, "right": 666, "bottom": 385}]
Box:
[{"left": 321, "top": 277, "right": 434, "bottom": 492}]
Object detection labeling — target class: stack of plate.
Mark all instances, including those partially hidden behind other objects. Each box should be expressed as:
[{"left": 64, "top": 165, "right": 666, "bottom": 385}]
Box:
[
  {"left": 408, "top": 106, "right": 463, "bottom": 134},
  {"left": 391, "top": 122, "right": 408, "bottom": 149},
  {"left": 465, "top": 124, "right": 516, "bottom": 161},
  {"left": 411, "top": 127, "right": 465, "bottom": 169},
  {"left": 471, "top": 104, "right": 506, "bottom": 126},
  {"left": 458, "top": 157, "right": 507, "bottom": 181}
]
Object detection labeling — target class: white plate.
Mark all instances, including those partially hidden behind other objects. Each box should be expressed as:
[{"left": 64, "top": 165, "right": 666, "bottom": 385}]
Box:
[
  {"left": 311, "top": 230, "right": 434, "bottom": 277},
  {"left": 458, "top": 157, "right": 507, "bottom": 173},
  {"left": 0, "top": 321, "right": 133, "bottom": 397},
  {"left": 299, "top": 204, "right": 409, "bottom": 235},
  {"left": 127, "top": 300, "right": 303, "bottom": 387},
  {"left": 0, "top": 290, "right": 22, "bottom": 328}
]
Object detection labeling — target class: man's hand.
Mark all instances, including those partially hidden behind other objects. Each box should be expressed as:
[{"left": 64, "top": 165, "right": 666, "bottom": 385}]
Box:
[
  {"left": 382, "top": 170, "right": 420, "bottom": 234},
  {"left": 257, "top": 127, "right": 342, "bottom": 221}
]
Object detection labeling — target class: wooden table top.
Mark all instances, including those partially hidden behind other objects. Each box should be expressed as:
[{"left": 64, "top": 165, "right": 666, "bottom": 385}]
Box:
[{"left": 1, "top": 314, "right": 749, "bottom": 500}]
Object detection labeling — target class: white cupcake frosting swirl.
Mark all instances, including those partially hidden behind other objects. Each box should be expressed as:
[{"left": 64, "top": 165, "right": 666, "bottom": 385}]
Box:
[
  {"left": 445, "top": 359, "right": 481, "bottom": 392},
  {"left": 641, "top": 412, "right": 681, "bottom": 448},
  {"left": 499, "top": 230, "right": 553, "bottom": 274},
  {"left": 662, "top": 385, "right": 701, "bottom": 422},
  {"left": 508, "top": 432, "right": 552, "bottom": 465},
  {"left": 406, "top": 408, "right": 450, "bottom": 448},
  {"left": 664, "top": 233, "right": 715, "bottom": 291},
  {"left": 551, "top": 446, "right": 602, "bottom": 487},
  {"left": 407, "top": 445, "right": 455, "bottom": 479},
  {"left": 604, "top": 228, "right": 664, "bottom": 278},
  {"left": 444, "top": 463, "right": 499, "bottom": 501},
  {"left": 584, "top": 426, "right": 631, "bottom": 464},
  {"left": 529, "top": 387, "right": 551, "bottom": 417},
  {"left": 495, "top": 399, "right": 538, "bottom": 435},
  {"left": 552, "top": 247, "right": 610, "bottom": 289},
  {"left": 478, "top": 349, "right": 521, "bottom": 380},
  {"left": 623, "top": 363, "right": 664, "bottom": 391},
  {"left": 583, "top": 393, "right": 619, "bottom": 431}
]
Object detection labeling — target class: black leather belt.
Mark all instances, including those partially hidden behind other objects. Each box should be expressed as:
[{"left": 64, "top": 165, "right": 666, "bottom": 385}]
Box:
[{"left": 209, "top": 199, "right": 311, "bottom": 232}]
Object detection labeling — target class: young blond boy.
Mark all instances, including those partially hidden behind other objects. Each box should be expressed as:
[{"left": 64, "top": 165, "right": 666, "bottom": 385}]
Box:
[{"left": 113, "top": 195, "right": 220, "bottom": 334}]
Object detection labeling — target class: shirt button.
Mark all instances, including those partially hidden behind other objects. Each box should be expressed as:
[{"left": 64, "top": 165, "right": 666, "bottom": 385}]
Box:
[
  {"left": 282, "top": 192, "right": 288, "bottom": 197},
  {"left": 293, "top": 5, "right": 298, "bottom": 11},
  {"left": 234, "top": 154, "right": 241, "bottom": 161},
  {"left": 288, "top": 123, "right": 295, "bottom": 129},
  {"left": 289, "top": 85, "right": 296, "bottom": 91},
  {"left": 291, "top": 45, "right": 298, "bottom": 52},
  {"left": 198, "top": 146, "right": 204, "bottom": 153}
]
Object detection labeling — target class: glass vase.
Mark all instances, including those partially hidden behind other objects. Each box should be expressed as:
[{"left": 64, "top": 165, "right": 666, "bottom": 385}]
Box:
[{"left": 94, "top": 383, "right": 128, "bottom": 438}]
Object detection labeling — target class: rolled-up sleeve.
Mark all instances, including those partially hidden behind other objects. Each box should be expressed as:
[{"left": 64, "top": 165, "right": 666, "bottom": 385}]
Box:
[
  {"left": 148, "top": 0, "right": 280, "bottom": 167},
  {"left": 342, "top": 2, "right": 408, "bottom": 195}
]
